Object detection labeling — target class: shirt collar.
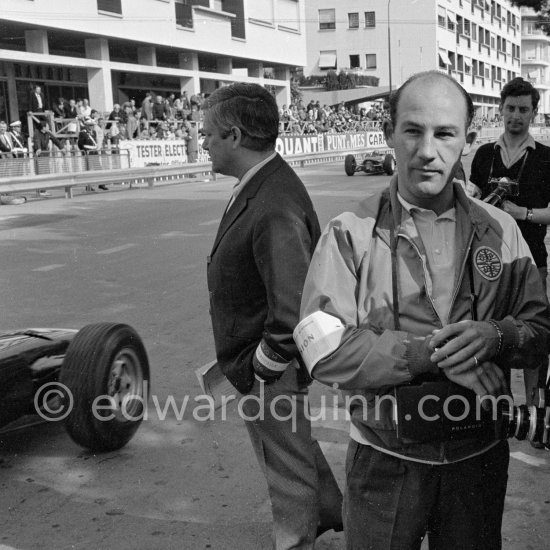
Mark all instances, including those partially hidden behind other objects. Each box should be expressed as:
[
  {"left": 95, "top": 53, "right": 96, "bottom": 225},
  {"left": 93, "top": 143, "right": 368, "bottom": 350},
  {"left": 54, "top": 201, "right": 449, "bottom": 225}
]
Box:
[
  {"left": 397, "top": 191, "right": 456, "bottom": 221},
  {"left": 231, "top": 151, "right": 277, "bottom": 198},
  {"left": 495, "top": 132, "right": 535, "bottom": 152}
]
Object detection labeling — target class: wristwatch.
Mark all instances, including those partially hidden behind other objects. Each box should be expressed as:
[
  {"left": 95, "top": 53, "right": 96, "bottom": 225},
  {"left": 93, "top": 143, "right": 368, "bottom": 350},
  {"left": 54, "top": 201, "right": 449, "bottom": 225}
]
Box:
[{"left": 526, "top": 208, "right": 534, "bottom": 222}]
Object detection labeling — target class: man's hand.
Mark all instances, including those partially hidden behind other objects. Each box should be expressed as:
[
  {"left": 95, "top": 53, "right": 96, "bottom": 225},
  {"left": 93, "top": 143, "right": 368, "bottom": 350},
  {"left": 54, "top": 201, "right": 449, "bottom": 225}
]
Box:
[
  {"left": 429, "top": 320, "right": 500, "bottom": 373},
  {"left": 442, "top": 361, "right": 508, "bottom": 397},
  {"left": 502, "top": 199, "right": 527, "bottom": 221}
]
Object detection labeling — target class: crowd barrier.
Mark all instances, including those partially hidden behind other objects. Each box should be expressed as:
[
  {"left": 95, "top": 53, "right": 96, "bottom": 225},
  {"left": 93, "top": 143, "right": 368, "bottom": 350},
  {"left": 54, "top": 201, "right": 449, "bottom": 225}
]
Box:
[{"left": 1, "top": 126, "right": 549, "bottom": 200}]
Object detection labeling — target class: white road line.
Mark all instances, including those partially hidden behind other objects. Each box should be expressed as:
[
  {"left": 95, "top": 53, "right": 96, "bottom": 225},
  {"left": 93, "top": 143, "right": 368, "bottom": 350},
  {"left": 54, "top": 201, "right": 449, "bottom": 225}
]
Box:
[
  {"left": 510, "top": 451, "right": 547, "bottom": 467},
  {"left": 32, "top": 264, "right": 65, "bottom": 272},
  {"left": 97, "top": 244, "right": 137, "bottom": 254},
  {"left": 199, "top": 219, "right": 221, "bottom": 226},
  {"left": 160, "top": 232, "right": 203, "bottom": 238},
  {"left": 0, "top": 545, "right": 22, "bottom": 550}
]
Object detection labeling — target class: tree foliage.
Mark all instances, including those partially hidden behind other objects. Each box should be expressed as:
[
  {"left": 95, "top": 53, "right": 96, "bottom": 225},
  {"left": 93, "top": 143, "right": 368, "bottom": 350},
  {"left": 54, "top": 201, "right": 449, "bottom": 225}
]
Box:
[{"left": 511, "top": 0, "right": 550, "bottom": 34}]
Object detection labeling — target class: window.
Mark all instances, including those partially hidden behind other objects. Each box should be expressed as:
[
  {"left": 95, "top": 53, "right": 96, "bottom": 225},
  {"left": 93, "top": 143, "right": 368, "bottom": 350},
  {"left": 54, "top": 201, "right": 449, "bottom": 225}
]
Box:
[
  {"left": 222, "top": 0, "right": 246, "bottom": 39},
  {"left": 463, "top": 19, "right": 471, "bottom": 36},
  {"left": 97, "top": 0, "right": 121, "bottom": 14},
  {"left": 439, "top": 50, "right": 451, "bottom": 68},
  {"left": 447, "top": 11, "right": 456, "bottom": 32},
  {"left": 319, "top": 9, "right": 336, "bottom": 30},
  {"left": 349, "top": 54, "right": 360, "bottom": 68},
  {"left": 490, "top": 33, "right": 495, "bottom": 49},
  {"left": 472, "top": 23, "right": 477, "bottom": 41},
  {"left": 348, "top": 12, "right": 359, "bottom": 29},
  {"left": 438, "top": 5, "right": 446, "bottom": 28},
  {"left": 366, "top": 54, "right": 377, "bottom": 69},
  {"left": 464, "top": 57, "right": 472, "bottom": 75},
  {"left": 365, "top": 11, "right": 376, "bottom": 28},
  {"left": 319, "top": 50, "right": 337, "bottom": 69}
]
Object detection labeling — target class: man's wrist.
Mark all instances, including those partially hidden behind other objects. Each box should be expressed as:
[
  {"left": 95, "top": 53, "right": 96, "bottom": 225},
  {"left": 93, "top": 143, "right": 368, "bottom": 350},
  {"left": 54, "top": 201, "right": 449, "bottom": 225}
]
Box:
[{"left": 525, "top": 208, "right": 534, "bottom": 222}]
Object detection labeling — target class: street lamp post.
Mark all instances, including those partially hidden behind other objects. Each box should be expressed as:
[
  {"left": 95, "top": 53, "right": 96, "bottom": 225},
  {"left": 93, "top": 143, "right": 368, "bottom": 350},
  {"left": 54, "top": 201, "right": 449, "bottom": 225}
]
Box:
[{"left": 388, "top": 0, "right": 392, "bottom": 93}]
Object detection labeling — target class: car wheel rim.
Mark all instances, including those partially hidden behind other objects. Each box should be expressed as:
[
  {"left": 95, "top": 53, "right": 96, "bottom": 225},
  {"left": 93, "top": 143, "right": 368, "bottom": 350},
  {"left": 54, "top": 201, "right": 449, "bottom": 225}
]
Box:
[{"left": 107, "top": 348, "right": 144, "bottom": 422}]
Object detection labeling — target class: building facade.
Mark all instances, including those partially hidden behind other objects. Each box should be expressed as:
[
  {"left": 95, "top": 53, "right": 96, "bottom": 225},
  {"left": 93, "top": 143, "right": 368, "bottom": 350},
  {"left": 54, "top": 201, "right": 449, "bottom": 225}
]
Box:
[
  {"left": 521, "top": 7, "right": 550, "bottom": 117},
  {"left": 0, "top": 0, "right": 305, "bottom": 124},
  {"left": 304, "top": 0, "right": 522, "bottom": 118}
]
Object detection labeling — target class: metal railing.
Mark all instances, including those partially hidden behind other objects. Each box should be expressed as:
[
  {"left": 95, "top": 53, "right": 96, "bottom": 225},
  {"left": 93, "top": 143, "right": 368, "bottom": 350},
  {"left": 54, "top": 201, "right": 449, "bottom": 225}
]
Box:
[{"left": 0, "top": 150, "right": 130, "bottom": 179}]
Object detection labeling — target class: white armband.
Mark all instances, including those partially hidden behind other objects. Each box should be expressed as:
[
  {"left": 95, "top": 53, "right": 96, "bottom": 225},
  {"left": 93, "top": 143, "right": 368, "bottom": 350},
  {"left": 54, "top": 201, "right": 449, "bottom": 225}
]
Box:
[{"left": 293, "top": 311, "right": 346, "bottom": 374}]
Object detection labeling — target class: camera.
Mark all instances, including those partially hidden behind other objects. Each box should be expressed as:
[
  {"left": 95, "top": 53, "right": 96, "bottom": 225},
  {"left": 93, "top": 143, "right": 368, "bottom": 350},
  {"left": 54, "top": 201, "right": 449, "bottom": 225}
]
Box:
[
  {"left": 395, "top": 380, "right": 549, "bottom": 449},
  {"left": 496, "top": 387, "right": 550, "bottom": 448},
  {"left": 484, "top": 177, "right": 519, "bottom": 207}
]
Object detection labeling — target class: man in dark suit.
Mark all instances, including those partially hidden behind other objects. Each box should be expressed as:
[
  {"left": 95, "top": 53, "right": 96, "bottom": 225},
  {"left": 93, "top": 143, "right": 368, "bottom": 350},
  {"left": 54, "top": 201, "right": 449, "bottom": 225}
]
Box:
[
  {"left": 204, "top": 83, "right": 342, "bottom": 549},
  {"left": 29, "top": 85, "right": 45, "bottom": 113}
]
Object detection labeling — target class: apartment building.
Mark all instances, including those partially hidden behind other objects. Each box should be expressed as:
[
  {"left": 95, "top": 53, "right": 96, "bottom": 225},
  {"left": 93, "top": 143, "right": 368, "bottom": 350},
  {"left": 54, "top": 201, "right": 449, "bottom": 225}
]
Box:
[
  {"left": 0, "top": 0, "right": 305, "bottom": 123},
  {"left": 304, "top": 0, "right": 522, "bottom": 117},
  {"left": 521, "top": 7, "right": 550, "bottom": 117}
]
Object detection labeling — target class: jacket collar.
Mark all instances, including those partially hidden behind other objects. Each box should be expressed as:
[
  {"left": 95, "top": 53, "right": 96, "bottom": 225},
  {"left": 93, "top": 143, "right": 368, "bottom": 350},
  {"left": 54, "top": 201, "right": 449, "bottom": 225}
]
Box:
[
  {"left": 209, "top": 153, "right": 285, "bottom": 257},
  {"left": 372, "top": 176, "right": 491, "bottom": 246}
]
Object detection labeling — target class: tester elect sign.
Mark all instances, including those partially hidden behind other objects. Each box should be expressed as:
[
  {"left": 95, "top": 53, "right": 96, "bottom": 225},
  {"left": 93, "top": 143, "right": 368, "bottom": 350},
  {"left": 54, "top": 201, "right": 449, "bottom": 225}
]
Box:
[
  {"left": 275, "top": 131, "right": 387, "bottom": 157},
  {"left": 120, "top": 140, "right": 189, "bottom": 167}
]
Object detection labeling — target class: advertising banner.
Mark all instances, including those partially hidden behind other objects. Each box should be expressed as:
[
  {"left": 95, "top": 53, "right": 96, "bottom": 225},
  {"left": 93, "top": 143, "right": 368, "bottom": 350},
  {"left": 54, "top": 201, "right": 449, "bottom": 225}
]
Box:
[
  {"left": 121, "top": 131, "right": 389, "bottom": 166},
  {"left": 275, "top": 131, "right": 388, "bottom": 157}
]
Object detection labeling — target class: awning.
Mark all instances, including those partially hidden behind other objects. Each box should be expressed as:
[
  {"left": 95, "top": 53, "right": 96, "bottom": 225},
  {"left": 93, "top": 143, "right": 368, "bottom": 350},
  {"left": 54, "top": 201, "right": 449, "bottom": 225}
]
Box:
[
  {"left": 439, "top": 51, "right": 451, "bottom": 65},
  {"left": 447, "top": 11, "right": 457, "bottom": 24},
  {"left": 319, "top": 53, "right": 337, "bottom": 69},
  {"left": 529, "top": 70, "right": 538, "bottom": 78},
  {"left": 464, "top": 58, "right": 472, "bottom": 69}
]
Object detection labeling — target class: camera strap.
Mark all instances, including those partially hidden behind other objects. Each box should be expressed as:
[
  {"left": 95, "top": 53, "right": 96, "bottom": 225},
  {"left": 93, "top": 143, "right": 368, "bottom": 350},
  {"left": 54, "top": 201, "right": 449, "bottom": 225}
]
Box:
[{"left": 488, "top": 147, "right": 529, "bottom": 187}]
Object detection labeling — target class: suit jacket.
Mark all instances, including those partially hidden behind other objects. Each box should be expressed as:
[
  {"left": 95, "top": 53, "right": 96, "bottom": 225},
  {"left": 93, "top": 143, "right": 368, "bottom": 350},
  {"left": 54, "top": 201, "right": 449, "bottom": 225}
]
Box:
[
  {"left": 30, "top": 91, "right": 45, "bottom": 112},
  {"left": 207, "top": 153, "right": 321, "bottom": 393},
  {"left": 0, "top": 133, "right": 14, "bottom": 154}
]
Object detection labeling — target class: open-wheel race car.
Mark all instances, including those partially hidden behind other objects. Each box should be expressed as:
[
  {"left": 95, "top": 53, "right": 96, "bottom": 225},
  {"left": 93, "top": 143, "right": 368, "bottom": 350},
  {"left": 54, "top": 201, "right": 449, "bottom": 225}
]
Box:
[
  {"left": 344, "top": 151, "right": 396, "bottom": 176},
  {"left": 0, "top": 322, "right": 150, "bottom": 452}
]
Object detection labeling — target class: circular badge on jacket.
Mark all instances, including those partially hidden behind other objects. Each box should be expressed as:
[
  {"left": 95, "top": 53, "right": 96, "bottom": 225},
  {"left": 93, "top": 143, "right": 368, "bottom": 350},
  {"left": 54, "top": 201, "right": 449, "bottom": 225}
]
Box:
[{"left": 473, "top": 246, "right": 502, "bottom": 281}]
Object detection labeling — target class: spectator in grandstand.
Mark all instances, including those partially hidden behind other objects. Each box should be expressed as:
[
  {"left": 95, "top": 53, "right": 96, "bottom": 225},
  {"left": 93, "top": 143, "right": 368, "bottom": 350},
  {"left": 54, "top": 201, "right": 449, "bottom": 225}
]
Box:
[
  {"left": 141, "top": 91, "right": 153, "bottom": 121},
  {"left": 109, "top": 103, "right": 123, "bottom": 124},
  {"left": 152, "top": 95, "right": 170, "bottom": 121},
  {"left": 66, "top": 98, "right": 79, "bottom": 135},
  {"left": 79, "top": 98, "right": 92, "bottom": 119},
  {"left": 180, "top": 90, "right": 191, "bottom": 112},
  {"left": 29, "top": 85, "right": 45, "bottom": 113},
  {"left": 52, "top": 97, "right": 67, "bottom": 119},
  {"left": 184, "top": 118, "right": 198, "bottom": 162},
  {"left": 124, "top": 104, "right": 138, "bottom": 140},
  {"left": 190, "top": 92, "right": 201, "bottom": 109},
  {"left": 32, "top": 121, "right": 63, "bottom": 155},
  {"left": 0, "top": 121, "right": 15, "bottom": 157},
  {"left": 189, "top": 104, "right": 201, "bottom": 123}
]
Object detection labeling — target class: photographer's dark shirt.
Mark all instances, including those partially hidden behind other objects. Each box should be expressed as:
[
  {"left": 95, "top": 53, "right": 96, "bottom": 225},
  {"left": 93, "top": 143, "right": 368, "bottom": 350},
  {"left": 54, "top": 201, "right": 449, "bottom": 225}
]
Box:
[{"left": 470, "top": 140, "right": 550, "bottom": 268}]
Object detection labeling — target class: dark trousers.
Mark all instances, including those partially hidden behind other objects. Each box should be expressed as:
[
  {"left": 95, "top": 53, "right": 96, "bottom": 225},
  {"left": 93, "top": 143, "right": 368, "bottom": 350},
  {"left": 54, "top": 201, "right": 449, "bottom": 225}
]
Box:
[
  {"left": 344, "top": 439, "right": 509, "bottom": 550},
  {"left": 241, "top": 366, "right": 343, "bottom": 549},
  {"left": 524, "top": 267, "right": 549, "bottom": 405}
]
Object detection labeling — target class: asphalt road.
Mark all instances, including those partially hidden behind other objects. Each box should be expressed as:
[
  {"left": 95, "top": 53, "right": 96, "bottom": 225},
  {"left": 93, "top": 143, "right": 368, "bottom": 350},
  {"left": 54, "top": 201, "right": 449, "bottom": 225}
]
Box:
[{"left": 0, "top": 157, "right": 548, "bottom": 550}]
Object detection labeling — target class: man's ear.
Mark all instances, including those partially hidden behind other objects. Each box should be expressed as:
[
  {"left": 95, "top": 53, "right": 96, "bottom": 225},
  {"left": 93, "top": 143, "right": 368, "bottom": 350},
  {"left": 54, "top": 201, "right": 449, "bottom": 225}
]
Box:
[
  {"left": 462, "top": 130, "right": 478, "bottom": 156},
  {"left": 230, "top": 126, "right": 243, "bottom": 148},
  {"left": 383, "top": 119, "right": 394, "bottom": 147}
]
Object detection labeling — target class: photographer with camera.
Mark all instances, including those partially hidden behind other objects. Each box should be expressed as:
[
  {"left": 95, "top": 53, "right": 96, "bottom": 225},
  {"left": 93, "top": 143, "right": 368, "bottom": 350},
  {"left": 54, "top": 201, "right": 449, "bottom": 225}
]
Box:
[
  {"left": 470, "top": 78, "right": 550, "bottom": 431},
  {"left": 294, "top": 71, "right": 550, "bottom": 549}
]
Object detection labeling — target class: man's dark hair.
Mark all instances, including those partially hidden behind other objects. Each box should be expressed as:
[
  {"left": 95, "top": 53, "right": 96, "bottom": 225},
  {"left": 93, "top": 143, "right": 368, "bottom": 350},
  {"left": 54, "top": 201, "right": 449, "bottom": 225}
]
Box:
[
  {"left": 389, "top": 71, "right": 474, "bottom": 130},
  {"left": 500, "top": 77, "right": 540, "bottom": 110},
  {"left": 203, "top": 83, "right": 279, "bottom": 151}
]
